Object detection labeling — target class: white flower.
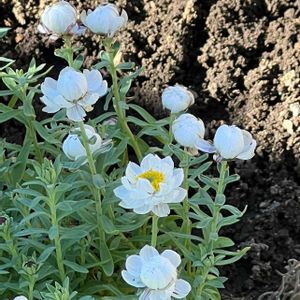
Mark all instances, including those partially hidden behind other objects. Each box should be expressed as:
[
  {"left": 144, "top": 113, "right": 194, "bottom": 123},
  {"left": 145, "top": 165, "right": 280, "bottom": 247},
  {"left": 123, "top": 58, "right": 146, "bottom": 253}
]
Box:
[
  {"left": 122, "top": 245, "right": 191, "bottom": 300},
  {"left": 62, "top": 125, "right": 103, "bottom": 161},
  {"left": 81, "top": 3, "right": 128, "bottom": 37},
  {"left": 114, "top": 154, "right": 187, "bottom": 217},
  {"left": 14, "top": 297, "right": 28, "bottom": 300},
  {"left": 213, "top": 124, "right": 256, "bottom": 160},
  {"left": 172, "top": 114, "right": 215, "bottom": 153},
  {"left": 38, "top": 1, "right": 85, "bottom": 39},
  {"left": 162, "top": 84, "right": 195, "bottom": 114},
  {"left": 40, "top": 67, "right": 108, "bottom": 121}
]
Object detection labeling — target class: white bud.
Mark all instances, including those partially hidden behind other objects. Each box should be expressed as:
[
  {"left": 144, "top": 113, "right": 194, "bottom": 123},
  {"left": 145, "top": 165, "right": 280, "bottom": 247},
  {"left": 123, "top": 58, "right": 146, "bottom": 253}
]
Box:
[
  {"left": 162, "top": 84, "right": 195, "bottom": 114},
  {"left": 172, "top": 114, "right": 214, "bottom": 152},
  {"left": 81, "top": 4, "right": 128, "bottom": 37},
  {"left": 38, "top": 1, "right": 82, "bottom": 38},
  {"left": 62, "top": 125, "right": 103, "bottom": 161},
  {"left": 14, "top": 297, "right": 28, "bottom": 300},
  {"left": 214, "top": 124, "right": 256, "bottom": 160}
]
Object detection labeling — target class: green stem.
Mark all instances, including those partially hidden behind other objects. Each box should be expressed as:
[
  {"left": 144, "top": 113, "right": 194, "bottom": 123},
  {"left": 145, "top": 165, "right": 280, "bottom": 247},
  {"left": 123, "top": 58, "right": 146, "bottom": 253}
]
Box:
[
  {"left": 168, "top": 113, "right": 176, "bottom": 144},
  {"left": 106, "top": 45, "right": 143, "bottom": 162},
  {"left": 28, "top": 121, "right": 43, "bottom": 163},
  {"left": 182, "top": 151, "right": 192, "bottom": 275},
  {"left": 49, "top": 191, "right": 65, "bottom": 282},
  {"left": 151, "top": 215, "right": 159, "bottom": 247},
  {"left": 78, "top": 122, "right": 106, "bottom": 258},
  {"left": 28, "top": 276, "right": 35, "bottom": 300}
]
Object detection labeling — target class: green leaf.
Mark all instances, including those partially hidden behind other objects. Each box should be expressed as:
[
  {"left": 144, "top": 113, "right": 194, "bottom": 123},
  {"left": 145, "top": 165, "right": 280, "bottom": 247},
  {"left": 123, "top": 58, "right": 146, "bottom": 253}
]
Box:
[
  {"left": 0, "top": 109, "right": 20, "bottom": 123},
  {"left": 63, "top": 260, "right": 88, "bottom": 273},
  {"left": 128, "top": 103, "right": 156, "bottom": 123},
  {"left": 214, "top": 247, "right": 250, "bottom": 266},
  {"left": 215, "top": 194, "right": 226, "bottom": 206},
  {"left": 100, "top": 241, "right": 114, "bottom": 276},
  {"left": 9, "top": 141, "right": 31, "bottom": 186},
  {"left": 100, "top": 215, "right": 119, "bottom": 235},
  {"left": 93, "top": 174, "right": 106, "bottom": 189},
  {"left": 37, "top": 246, "right": 56, "bottom": 263},
  {"left": 33, "top": 121, "right": 60, "bottom": 144},
  {"left": 214, "top": 236, "right": 235, "bottom": 248},
  {"left": 0, "top": 27, "right": 10, "bottom": 38},
  {"left": 49, "top": 225, "right": 59, "bottom": 240},
  {"left": 73, "top": 54, "right": 85, "bottom": 70},
  {"left": 116, "top": 62, "right": 135, "bottom": 70}
]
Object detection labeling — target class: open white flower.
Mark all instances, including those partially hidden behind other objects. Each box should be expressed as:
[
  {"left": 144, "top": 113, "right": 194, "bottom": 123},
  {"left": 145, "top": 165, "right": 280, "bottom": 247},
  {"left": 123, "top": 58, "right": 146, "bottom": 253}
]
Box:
[
  {"left": 172, "top": 114, "right": 215, "bottom": 153},
  {"left": 38, "top": 1, "right": 85, "bottom": 39},
  {"left": 62, "top": 125, "right": 103, "bottom": 161},
  {"left": 13, "top": 297, "right": 28, "bottom": 300},
  {"left": 122, "top": 245, "right": 191, "bottom": 300},
  {"left": 213, "top": 124, "right": 256, "bottom": 160},
  {"left": 114, "top": 154, "right": 187, "bottom": 217},
  {"left": 40, "top": 67, "right": 108, "bottom": 121},
  {"left": 81, "top": 3, "right": 128, "bottom": 37},
  {"left": 162, "top": 84, "right": 195, "bottom": 114}
]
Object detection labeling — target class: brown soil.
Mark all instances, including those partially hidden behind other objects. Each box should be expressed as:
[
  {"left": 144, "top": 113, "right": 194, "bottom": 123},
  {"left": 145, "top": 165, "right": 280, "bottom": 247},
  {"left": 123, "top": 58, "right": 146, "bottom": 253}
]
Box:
[{"left": 1, "top": 0, "right": 300, "bottom": 298}]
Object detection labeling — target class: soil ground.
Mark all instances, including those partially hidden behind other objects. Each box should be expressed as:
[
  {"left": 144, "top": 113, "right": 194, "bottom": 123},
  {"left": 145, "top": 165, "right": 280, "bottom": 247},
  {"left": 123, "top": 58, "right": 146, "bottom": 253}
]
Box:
[{"left": 1, "top": 0, "right": 300, "bottom": 298}]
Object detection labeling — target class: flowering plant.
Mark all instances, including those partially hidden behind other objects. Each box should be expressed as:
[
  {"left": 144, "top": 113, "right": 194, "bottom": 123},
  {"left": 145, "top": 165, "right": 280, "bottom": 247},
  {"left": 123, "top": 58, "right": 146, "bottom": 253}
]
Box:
[{"left": 0, "top": 2, "right": 256, "bottom": 299}]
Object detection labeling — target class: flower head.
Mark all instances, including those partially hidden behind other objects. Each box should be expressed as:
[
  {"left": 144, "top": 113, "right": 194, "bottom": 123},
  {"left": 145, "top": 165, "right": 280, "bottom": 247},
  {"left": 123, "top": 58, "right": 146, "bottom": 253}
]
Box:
[
  {"left": 122, "top": 245, "right": 191, "bottom": 300},
  {"left": 38, "top": 1, "right": 85, "bottom": 39},
  {"left": 172, "top": 113, "right": 214, "bottom": 153},
  {"left": 40, "top": 67, "right": 108, "bottom": 121},
  {"left": 213, "top": 124, "right": 256, "bottom": 160},
  {"left": 162, "top": 84, "right": 195, "bottom": 114},
  {"left": 81, "top": 3, "right": 128, "bottom": 37},
  {"left": 62, "top": 125, "right": 104, "bottom": 161},
  {"left": 114, "top": 154, "right": 186, "bottom": 217},
  {"left": 13, "top": 297, "right": 28, "bottom": 300}
]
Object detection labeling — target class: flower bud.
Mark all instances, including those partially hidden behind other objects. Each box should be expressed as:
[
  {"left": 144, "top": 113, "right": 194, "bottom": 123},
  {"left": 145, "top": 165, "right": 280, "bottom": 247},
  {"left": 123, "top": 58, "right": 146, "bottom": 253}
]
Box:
[
  {"left": 81, "top": 4, "right": 128, "bottom": 37},
  {"left": 62, "top": 125, "right": 103, "bottom": 161},
  {"left": 38, "top": 1, "right": 84, "bottom": 39},
  {"left": 14, "top": 296, "right": 28, "bottom": 300},
  {"left": 213, "top": 124, "right": 256, "bottom": 160},
  {"left": 162, "top": 84, "right": 195, "bottom": 114},
  {"left": 172, "top": 114, "right": 214, "bottom": 153}
]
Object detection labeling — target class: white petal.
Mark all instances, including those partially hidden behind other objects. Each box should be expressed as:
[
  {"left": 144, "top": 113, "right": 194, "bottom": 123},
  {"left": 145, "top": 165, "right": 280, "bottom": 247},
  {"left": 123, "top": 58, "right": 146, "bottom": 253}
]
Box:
[
  {"left": 78, "top": 93, "right": 99, "bottom": 107},
  {"left": 171, "top": 169, "right": 184, "bottom": 188},
  {"left": 125, "top": 255, "right": 143, "bottom": 277},
  {"left": 133, "top": 203, "right": 153, "bottom": 215},
  {"left": 152, "top": 203, "right": 170, "bottom": 217},
  {"left": 126, "top": 162, "right": 142, "bottom": 182},
  {"left": 114, "top": 185, "right": 130, "bottom": 201},
  {"left": 214, "top": 125, "right": 244, "bottom": 159},
  {"left": 161, "top": 250, "right": 181, "bottom": 268},
  {"left": 139, "top": 245, "right": 159, "bottom": 261},
  {"left": 172, "top": 279, "right": 191, "bottom": 298},
  {"left": 236, "top": 130, "right": 256, "bottom": 160},
  {"left": 62, "top": 134, "right": 86, "bottom": 160},
  {"left": 141, "top": 154, "right": 160, "bottom": 171},
  {"left": 66, "top": 105, "right": 86, "bottom": 122},
  {"left": 162, "top": 188, "right": 187, "bottom": 204},
  {"left": 84, "top": 69, "right": 108, "bottom": 96},
  {"left": 121, "top": 270, "right": 145, "bottom": 288},
  {"left": 41, "top": 77, "right": 59, "bottom": 99},
  {"left": 195, "top": 139, "right": 216, "bottom": 153}
]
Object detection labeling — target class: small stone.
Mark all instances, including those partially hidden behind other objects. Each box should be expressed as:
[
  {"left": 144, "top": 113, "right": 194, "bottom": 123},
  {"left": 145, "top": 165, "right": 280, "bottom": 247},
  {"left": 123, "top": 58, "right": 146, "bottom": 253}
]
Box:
[
  {"left": 283, "top": 119, "right": 294, "bottom": 134},
  {"left": 289, "top": 103, "right": 300, "bottom": 117}
]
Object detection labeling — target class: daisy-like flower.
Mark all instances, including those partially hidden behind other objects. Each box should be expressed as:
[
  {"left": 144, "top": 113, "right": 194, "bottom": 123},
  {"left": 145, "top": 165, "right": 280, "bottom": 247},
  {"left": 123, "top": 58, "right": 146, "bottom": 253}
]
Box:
[
  {"left": 122, "top": 245, "right": 191, "bottom": 300},
  {"left": 212, "top": 124, "right": 256, "bottom": 161},
  {"left": 40, "top": 67, "right": 108, "bottom": 121},
  {"left": 38, "top": 1, "right": 85, "bottom": 40},
  {"left": 162, "top": 84, "right": 195, "bottom": 114},
  {"left": 62, "top": 125, "right": 110, "bottom": 162},
  {"left": 114, "top": 154, "right": 187, "bottom": 217},
  {"left": 81, "top": 3, "right": 128, "bottom": 37}
]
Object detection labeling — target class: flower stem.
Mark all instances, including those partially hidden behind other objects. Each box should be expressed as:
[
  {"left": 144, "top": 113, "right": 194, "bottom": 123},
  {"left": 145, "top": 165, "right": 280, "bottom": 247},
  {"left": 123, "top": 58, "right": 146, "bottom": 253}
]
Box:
[
  {"left": 168, "top": 113, "right": 176, "bottom": 144},
  {"left": 151, "top": 215, "right": 159, "bottom": 247},
  {"left": 48, "top": 190, "right": 65, "bottom": 282},
  {"left": 105, "top": 44, "right": 143, "bottom": 162}
]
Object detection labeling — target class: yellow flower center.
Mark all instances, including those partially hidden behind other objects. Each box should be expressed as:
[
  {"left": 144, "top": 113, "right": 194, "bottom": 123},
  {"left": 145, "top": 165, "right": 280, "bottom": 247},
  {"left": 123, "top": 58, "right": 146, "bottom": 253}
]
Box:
[{"left": 137, "top": 169, "right": 165, "bottom": 192}]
